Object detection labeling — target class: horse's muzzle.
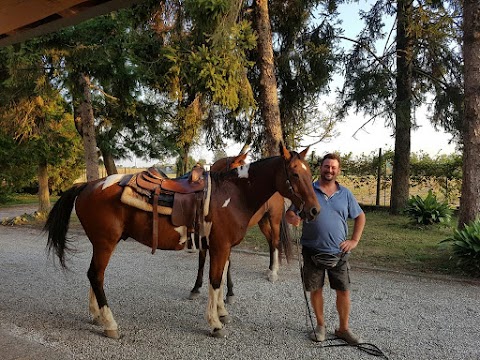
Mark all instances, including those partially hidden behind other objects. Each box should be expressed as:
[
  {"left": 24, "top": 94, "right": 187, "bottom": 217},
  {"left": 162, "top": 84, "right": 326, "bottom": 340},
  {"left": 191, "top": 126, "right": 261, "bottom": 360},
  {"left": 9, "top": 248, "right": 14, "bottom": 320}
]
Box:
[{"left": 300, "top": 206, "right": 320, "bottom": 222}]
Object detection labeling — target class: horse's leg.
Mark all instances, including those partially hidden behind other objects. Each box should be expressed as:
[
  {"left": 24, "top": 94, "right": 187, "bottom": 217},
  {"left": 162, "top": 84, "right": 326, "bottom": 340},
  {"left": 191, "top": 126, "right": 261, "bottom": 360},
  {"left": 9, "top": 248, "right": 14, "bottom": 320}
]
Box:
[
  {"left": 258, "top": 215, "right": 279, "bottom": 282},
  {"left": 225, "top": 258, "right": 235, "bottom": 304},
  {"left": 189, "top": 248, "right": 207, "bottom": 300},
  {"left": 87, "top": 245, "right": 120, "bottom": 339},
  {"left": 207, "top": 250, "right": 231, "bottom": 338},
  {"left": 89, "top": 287, "right": 101, "bottom": 325}
]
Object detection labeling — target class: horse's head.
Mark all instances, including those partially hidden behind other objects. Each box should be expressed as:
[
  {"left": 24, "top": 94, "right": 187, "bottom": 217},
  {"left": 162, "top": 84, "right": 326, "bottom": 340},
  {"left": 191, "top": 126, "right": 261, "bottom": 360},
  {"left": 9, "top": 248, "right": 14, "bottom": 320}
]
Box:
[
  {"left": 278, "top": 144, "right": 320, "bottom": 221},
  {"left": 210, "top": 152, "right": 248, "bottom": 172}
]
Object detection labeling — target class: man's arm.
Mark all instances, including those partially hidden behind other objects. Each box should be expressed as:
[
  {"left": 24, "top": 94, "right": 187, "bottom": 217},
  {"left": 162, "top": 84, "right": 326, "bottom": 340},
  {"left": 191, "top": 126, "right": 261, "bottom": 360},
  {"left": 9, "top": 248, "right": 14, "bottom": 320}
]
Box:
[
  {"left": 340, "top": 212, "right": 366, "bottom": 253},
  {"left": 285, "top": 209, "right": 301, "bottom": 227}
]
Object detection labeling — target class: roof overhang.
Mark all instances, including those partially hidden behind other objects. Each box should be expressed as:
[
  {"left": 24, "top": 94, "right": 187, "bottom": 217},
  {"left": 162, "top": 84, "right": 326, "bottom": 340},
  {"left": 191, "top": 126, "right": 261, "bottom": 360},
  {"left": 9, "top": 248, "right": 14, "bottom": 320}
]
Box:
[{"left": 0, "top": 0, "right": 142, "bottom": 47}]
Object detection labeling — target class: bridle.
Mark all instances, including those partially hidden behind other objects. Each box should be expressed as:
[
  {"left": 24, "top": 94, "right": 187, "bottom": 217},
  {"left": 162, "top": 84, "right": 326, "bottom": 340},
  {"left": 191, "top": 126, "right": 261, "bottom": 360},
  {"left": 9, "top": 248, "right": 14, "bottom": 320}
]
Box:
[{"left": 283, "top": 154, "right": 305, "bottom": 215}]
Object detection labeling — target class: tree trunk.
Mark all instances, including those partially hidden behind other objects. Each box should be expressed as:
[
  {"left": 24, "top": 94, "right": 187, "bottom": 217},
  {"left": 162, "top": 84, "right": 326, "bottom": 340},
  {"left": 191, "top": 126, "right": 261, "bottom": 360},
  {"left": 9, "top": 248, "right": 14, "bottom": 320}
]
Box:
[
  {"left": 254, "top": 0, "right": 283, "bottom": 157},
  {"left": 390, "top": 0, "right": 413, "bottom": 214},
  {"left": 78, "top": 73, "right": 99, "bottom": 181},
  {"left": 37, "top": 161, "right": 50, "bottom": 213},
  {"left": 102, "top": 150, "right": 118, "bottom": 176},
  {"left": 458, "top": 0, "right": 480, "bottom": 227}
]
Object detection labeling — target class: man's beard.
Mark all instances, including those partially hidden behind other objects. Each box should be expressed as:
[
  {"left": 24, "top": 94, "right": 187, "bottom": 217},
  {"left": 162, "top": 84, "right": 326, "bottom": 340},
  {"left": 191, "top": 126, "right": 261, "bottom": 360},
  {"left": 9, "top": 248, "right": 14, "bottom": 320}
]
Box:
[{"left": 321, "top": 172, "right": 335, "bottom": 182}]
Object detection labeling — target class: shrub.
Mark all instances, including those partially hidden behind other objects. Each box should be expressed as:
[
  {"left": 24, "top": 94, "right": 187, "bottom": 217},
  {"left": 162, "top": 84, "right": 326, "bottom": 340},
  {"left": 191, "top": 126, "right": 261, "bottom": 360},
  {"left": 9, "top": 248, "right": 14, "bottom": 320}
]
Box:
[
  {"left": 404, "top": 190, "right": 452, "bottom": 225},
  {"left": 441, "top": 219, "right": 480, "bottom": 275}
]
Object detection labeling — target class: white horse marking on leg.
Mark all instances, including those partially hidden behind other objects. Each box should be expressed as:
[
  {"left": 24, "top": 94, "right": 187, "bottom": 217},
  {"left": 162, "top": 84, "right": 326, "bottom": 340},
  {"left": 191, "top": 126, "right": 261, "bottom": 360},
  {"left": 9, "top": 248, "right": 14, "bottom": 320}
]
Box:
[{"left": 89, "top": 287, "right": 101, "bottom": 324}]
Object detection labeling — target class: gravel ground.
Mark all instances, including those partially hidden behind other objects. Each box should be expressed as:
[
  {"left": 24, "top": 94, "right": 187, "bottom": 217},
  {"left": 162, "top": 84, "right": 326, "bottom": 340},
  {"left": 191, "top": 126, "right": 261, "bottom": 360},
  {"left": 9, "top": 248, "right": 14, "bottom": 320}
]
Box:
[{"left": 0, "top": 219, "right": 479, "bottom": 360}]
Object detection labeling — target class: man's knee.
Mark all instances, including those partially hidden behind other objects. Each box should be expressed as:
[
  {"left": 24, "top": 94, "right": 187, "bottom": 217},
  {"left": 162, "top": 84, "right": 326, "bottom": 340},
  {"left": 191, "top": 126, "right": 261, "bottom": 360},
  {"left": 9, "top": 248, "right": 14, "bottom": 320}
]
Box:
[{"left": 335, "top": 289, "right": 350, "bottom": 302}]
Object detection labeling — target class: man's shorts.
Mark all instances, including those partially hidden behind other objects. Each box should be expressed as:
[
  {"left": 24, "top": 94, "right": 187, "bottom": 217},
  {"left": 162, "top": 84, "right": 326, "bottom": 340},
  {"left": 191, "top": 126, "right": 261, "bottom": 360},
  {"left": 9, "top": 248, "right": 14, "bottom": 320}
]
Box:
[{"left": 301, "top": 246, "right": 351, "bottom": 291}]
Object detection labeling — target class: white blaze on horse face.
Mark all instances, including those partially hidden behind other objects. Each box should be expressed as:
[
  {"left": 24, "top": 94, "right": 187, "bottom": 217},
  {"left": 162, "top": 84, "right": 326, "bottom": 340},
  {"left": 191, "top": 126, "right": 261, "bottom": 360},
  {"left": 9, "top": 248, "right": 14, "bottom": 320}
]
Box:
[
  {"left": 237, "top": 164, "right": 250, "bottom": 178},
  {"left": 175, "top": 226, "right": 188, "bottom": 244},
  {"left": 102, "top": 174, "right": 125, "bottom": 190},
  {"left": 301, "top": 163, "right": 308, "bottom": 171},
  {"left": 222, "top": 198, "right": 231, "bottom": 208}
]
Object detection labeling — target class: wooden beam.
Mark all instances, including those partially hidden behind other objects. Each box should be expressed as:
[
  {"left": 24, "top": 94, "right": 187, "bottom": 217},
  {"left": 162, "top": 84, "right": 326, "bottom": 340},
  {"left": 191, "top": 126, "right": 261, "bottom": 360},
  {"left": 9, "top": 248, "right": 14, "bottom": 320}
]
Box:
[
  {"left": 0, "top": 0, "right": 142, "bottom": 47},
  {"left": 0, "top": 0, "right": 86, "bottom": 34}
]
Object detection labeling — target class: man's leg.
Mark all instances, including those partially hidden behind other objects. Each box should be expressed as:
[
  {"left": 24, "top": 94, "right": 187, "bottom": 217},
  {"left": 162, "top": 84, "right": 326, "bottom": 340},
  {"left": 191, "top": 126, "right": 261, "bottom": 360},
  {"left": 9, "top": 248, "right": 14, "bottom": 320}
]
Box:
[
  {"left": 334, "top": 289, "right": 361, "bottom": 344},
  {"left": 335, "top": 289, "right": 350, "bottom": 332},
  {"left": 310, "top": 288, "right": 325, "bottom": 326}
]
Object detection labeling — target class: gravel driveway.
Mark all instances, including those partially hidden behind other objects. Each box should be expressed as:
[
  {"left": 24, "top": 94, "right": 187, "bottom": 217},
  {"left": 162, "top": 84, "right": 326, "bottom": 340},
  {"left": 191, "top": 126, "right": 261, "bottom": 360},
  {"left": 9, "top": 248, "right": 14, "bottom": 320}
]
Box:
[{"left": 0, "top": 222, "right": 479, "bottom": 360}]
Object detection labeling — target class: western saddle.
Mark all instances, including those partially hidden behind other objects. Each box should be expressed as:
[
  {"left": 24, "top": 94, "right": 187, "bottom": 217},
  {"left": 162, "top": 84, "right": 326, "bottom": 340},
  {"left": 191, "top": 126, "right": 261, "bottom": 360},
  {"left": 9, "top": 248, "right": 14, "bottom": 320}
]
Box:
[{"left": 121, "top": 166, "right": 208, "bottom": 254}]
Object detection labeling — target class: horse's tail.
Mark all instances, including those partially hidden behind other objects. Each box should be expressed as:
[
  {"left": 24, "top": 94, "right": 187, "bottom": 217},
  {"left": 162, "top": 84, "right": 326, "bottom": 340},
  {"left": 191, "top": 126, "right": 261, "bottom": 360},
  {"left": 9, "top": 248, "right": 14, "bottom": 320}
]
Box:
[
  {"left": 44, "top": 183, "right": 87, "bottom": 268},
  {"left": 279, "top": 210, "right": 293, "bottom": 263}
]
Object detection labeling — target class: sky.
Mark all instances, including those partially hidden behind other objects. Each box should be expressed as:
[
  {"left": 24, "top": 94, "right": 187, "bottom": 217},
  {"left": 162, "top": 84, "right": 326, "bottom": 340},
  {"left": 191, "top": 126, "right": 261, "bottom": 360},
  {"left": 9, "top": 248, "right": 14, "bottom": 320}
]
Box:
[{"left": 119, "top": 0, "right": 459, "bottom": 167}]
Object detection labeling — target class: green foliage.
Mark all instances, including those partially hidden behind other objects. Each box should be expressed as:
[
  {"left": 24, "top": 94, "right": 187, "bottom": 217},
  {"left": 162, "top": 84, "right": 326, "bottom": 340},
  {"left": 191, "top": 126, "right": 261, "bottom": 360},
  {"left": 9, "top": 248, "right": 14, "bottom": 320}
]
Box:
[
  {"left": 339, "top": 1, "right": 462, "bottom": 138},
  {"left": 441, "top": 219, "right": 480, "bottom": 275},
  {"left": 404, "top": 190, "right": 452, "bottom": 225},
  {"left": 0, "top": 134, "right": 37, "bottom": 203}
]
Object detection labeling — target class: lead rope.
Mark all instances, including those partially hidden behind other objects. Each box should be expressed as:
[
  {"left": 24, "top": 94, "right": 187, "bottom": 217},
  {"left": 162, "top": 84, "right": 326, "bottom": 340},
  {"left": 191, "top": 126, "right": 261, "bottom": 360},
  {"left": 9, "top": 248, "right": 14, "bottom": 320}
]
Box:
[
  {"left": 292, "top": 226, "right": 317, "bottom": 333},
  {"left": 292, "top": 226, "right": 389, "bottom": 359}
]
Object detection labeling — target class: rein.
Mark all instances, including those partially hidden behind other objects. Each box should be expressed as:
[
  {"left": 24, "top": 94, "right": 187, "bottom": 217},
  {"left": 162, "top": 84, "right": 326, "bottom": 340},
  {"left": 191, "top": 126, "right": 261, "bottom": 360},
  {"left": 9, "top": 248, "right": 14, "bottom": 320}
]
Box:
[{"left": 292, "top": 226, "right": 389, "bottom": 359}]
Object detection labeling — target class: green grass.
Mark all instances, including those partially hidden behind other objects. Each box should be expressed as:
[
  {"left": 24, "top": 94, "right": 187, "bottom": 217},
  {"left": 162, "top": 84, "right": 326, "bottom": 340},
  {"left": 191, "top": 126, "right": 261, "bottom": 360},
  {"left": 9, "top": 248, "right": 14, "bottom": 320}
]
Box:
[
  {"left": 238, "top": 208, "right": 465, "bottom": 277},
  {"left": 1, "top": 193, "right": 60, "bottom": 206},
  {"left": 350, "top": 209, "right": 458, "bottom": 275},
  {"left": 1, "top": 193, "right": 40, "bottom": 206}
]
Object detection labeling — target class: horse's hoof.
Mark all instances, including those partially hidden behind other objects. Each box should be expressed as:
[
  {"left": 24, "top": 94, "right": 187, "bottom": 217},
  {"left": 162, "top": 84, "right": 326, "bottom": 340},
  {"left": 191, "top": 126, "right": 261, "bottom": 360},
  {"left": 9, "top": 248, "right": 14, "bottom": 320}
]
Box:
[
  {"left": 188, "top": 292, "right": 200, "bottom": 300},
  {"left": 104, "top": 329, "right": 120, "bottom": 339},
  {"left": 268, "top": 273, "right": 278, "bottom": 283},
  {"left": 226, "top": 295, "right": 235, "bottom": 304},
  {"left": 91, "top": 317, "right": 102, "bottom": 326},
  {"left": 220, "top": 315, "right": 232, "bottom": 324},
  {"left": 211, "top": 327, "right": 228, "bottom": 338}
]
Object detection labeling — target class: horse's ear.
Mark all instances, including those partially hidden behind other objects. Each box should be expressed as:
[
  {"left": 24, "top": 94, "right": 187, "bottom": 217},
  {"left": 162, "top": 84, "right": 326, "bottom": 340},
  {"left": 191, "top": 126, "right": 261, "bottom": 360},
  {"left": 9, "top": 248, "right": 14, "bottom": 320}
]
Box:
[
  {"left": 189, "top": 166, "right": 204, "bottom": 183},
  {"left": 235, "top": 152, "right": 248, "bottom": 163},
  {"left": 240, "top": 151, "right": 249, "bottom": 160},
  {"left": 280, "top": 142, "right": 291, "bottom": 161},
  {"left": 298, "top": 146, "right": 310, "bottom": 160}
]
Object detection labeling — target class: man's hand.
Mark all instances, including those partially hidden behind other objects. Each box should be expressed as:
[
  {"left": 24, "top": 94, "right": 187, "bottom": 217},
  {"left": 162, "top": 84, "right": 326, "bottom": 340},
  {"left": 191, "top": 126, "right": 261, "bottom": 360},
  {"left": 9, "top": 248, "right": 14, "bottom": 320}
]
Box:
[
  {"left": 340, "top": 239, "right": 359, "bottom": 253},
  {"left": 285, "top": 209, "right": 301, "bottom": 227}
]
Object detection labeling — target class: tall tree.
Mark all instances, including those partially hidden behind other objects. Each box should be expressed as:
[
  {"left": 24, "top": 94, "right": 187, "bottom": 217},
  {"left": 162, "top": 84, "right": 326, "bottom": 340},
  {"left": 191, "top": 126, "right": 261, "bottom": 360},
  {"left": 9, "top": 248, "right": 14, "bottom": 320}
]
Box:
[
  {"left": 458, "top": 0, "right": 480, "bottom": 227},
  {"left": 46, "top": 9, "right": 180, "bottom": 176},
  {"left": 270, "top": 0, "right": 340, "bottom": 149},
  {"left": 75, "top": 72, "right": 99, "bottom": 181},
  {"left": 253, "top": 0, "right": 283, "bottom": 156},
  {"left": 0, "top": 43, "right": 83, "bottom": 211},
  {"left": 390, "top": 0, "right": 413, "bottom": 213},
  {"left": 131, "top": 0, "right": 257, "bottom": 169},
  {"left": 339, "top": 0, "right": 461, "bottom": 214}
]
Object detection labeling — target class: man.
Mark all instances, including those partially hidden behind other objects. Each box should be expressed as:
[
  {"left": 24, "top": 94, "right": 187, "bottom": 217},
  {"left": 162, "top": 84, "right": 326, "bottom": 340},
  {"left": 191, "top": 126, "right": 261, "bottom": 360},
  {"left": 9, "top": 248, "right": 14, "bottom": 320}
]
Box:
[{"left": 286, "top": 153, "right": 366, "bottom": 344}]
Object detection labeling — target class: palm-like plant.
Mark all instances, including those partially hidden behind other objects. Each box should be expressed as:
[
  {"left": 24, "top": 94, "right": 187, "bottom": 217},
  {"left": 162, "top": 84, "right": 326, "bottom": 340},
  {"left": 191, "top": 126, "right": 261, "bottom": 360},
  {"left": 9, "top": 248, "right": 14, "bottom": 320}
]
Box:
[
  {"left": 404, "top": 190, "right": 452, "bottom": 225},
  {"left": 441, "top": 219, "right": 480, "bottom": 275}
]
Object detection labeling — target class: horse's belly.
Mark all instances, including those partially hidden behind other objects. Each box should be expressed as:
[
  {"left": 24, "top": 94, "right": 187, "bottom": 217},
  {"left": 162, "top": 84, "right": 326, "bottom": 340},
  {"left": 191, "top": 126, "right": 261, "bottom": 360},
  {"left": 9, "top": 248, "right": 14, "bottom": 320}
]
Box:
[{"left": 126, "top": 212, "right": 187, "bottom": 251}]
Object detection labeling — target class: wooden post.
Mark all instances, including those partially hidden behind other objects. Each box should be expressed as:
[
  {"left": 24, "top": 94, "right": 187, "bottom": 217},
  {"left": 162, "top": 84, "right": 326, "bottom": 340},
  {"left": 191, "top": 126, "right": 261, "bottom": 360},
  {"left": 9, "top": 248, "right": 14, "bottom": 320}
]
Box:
[{"left": 376, "top": 148, "right": 382, "bottom": 207}]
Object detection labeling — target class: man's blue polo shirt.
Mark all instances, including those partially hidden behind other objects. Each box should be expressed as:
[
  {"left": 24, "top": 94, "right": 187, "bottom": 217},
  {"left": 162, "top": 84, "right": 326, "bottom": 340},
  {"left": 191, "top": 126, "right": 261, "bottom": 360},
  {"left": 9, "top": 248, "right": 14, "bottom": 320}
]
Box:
[{"left": 300, "top": 181, "right": 363, "bottom": 254}]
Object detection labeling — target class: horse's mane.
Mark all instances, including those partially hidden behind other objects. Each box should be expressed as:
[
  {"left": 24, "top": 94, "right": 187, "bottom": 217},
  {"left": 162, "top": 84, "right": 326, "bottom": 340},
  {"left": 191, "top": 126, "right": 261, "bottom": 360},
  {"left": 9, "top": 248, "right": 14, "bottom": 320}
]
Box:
[{"left": 209, "top": 155, "right": 276, "bottom": 182}]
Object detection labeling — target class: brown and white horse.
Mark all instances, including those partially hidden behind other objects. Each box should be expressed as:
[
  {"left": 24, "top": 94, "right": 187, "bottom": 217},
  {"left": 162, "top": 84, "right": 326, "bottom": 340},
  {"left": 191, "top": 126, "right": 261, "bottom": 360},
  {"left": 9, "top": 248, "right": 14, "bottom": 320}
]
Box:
[
  {"left": 189, "top": 152, "right": 291, "bottom": 303},
  {"left": 45, "top": 145, "right": 320, "bottom": 338}
]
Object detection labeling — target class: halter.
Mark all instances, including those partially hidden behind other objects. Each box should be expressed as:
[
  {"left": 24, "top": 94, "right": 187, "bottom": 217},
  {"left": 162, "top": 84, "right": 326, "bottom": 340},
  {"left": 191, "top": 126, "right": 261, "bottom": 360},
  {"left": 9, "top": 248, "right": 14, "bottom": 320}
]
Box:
[{"left": 283, "top": 155, "right": 305, "bottom": 215}]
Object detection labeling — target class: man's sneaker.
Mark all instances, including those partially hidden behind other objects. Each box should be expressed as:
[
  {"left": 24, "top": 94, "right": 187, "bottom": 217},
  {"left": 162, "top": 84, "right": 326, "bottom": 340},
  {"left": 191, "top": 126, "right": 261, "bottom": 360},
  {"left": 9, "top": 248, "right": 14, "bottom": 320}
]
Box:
[
  {"left": 334, "top": 329, "right": 362, "bottom": 344},
  {"left": 309, "top": 324, "right": 326, "bottom": 342}
]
